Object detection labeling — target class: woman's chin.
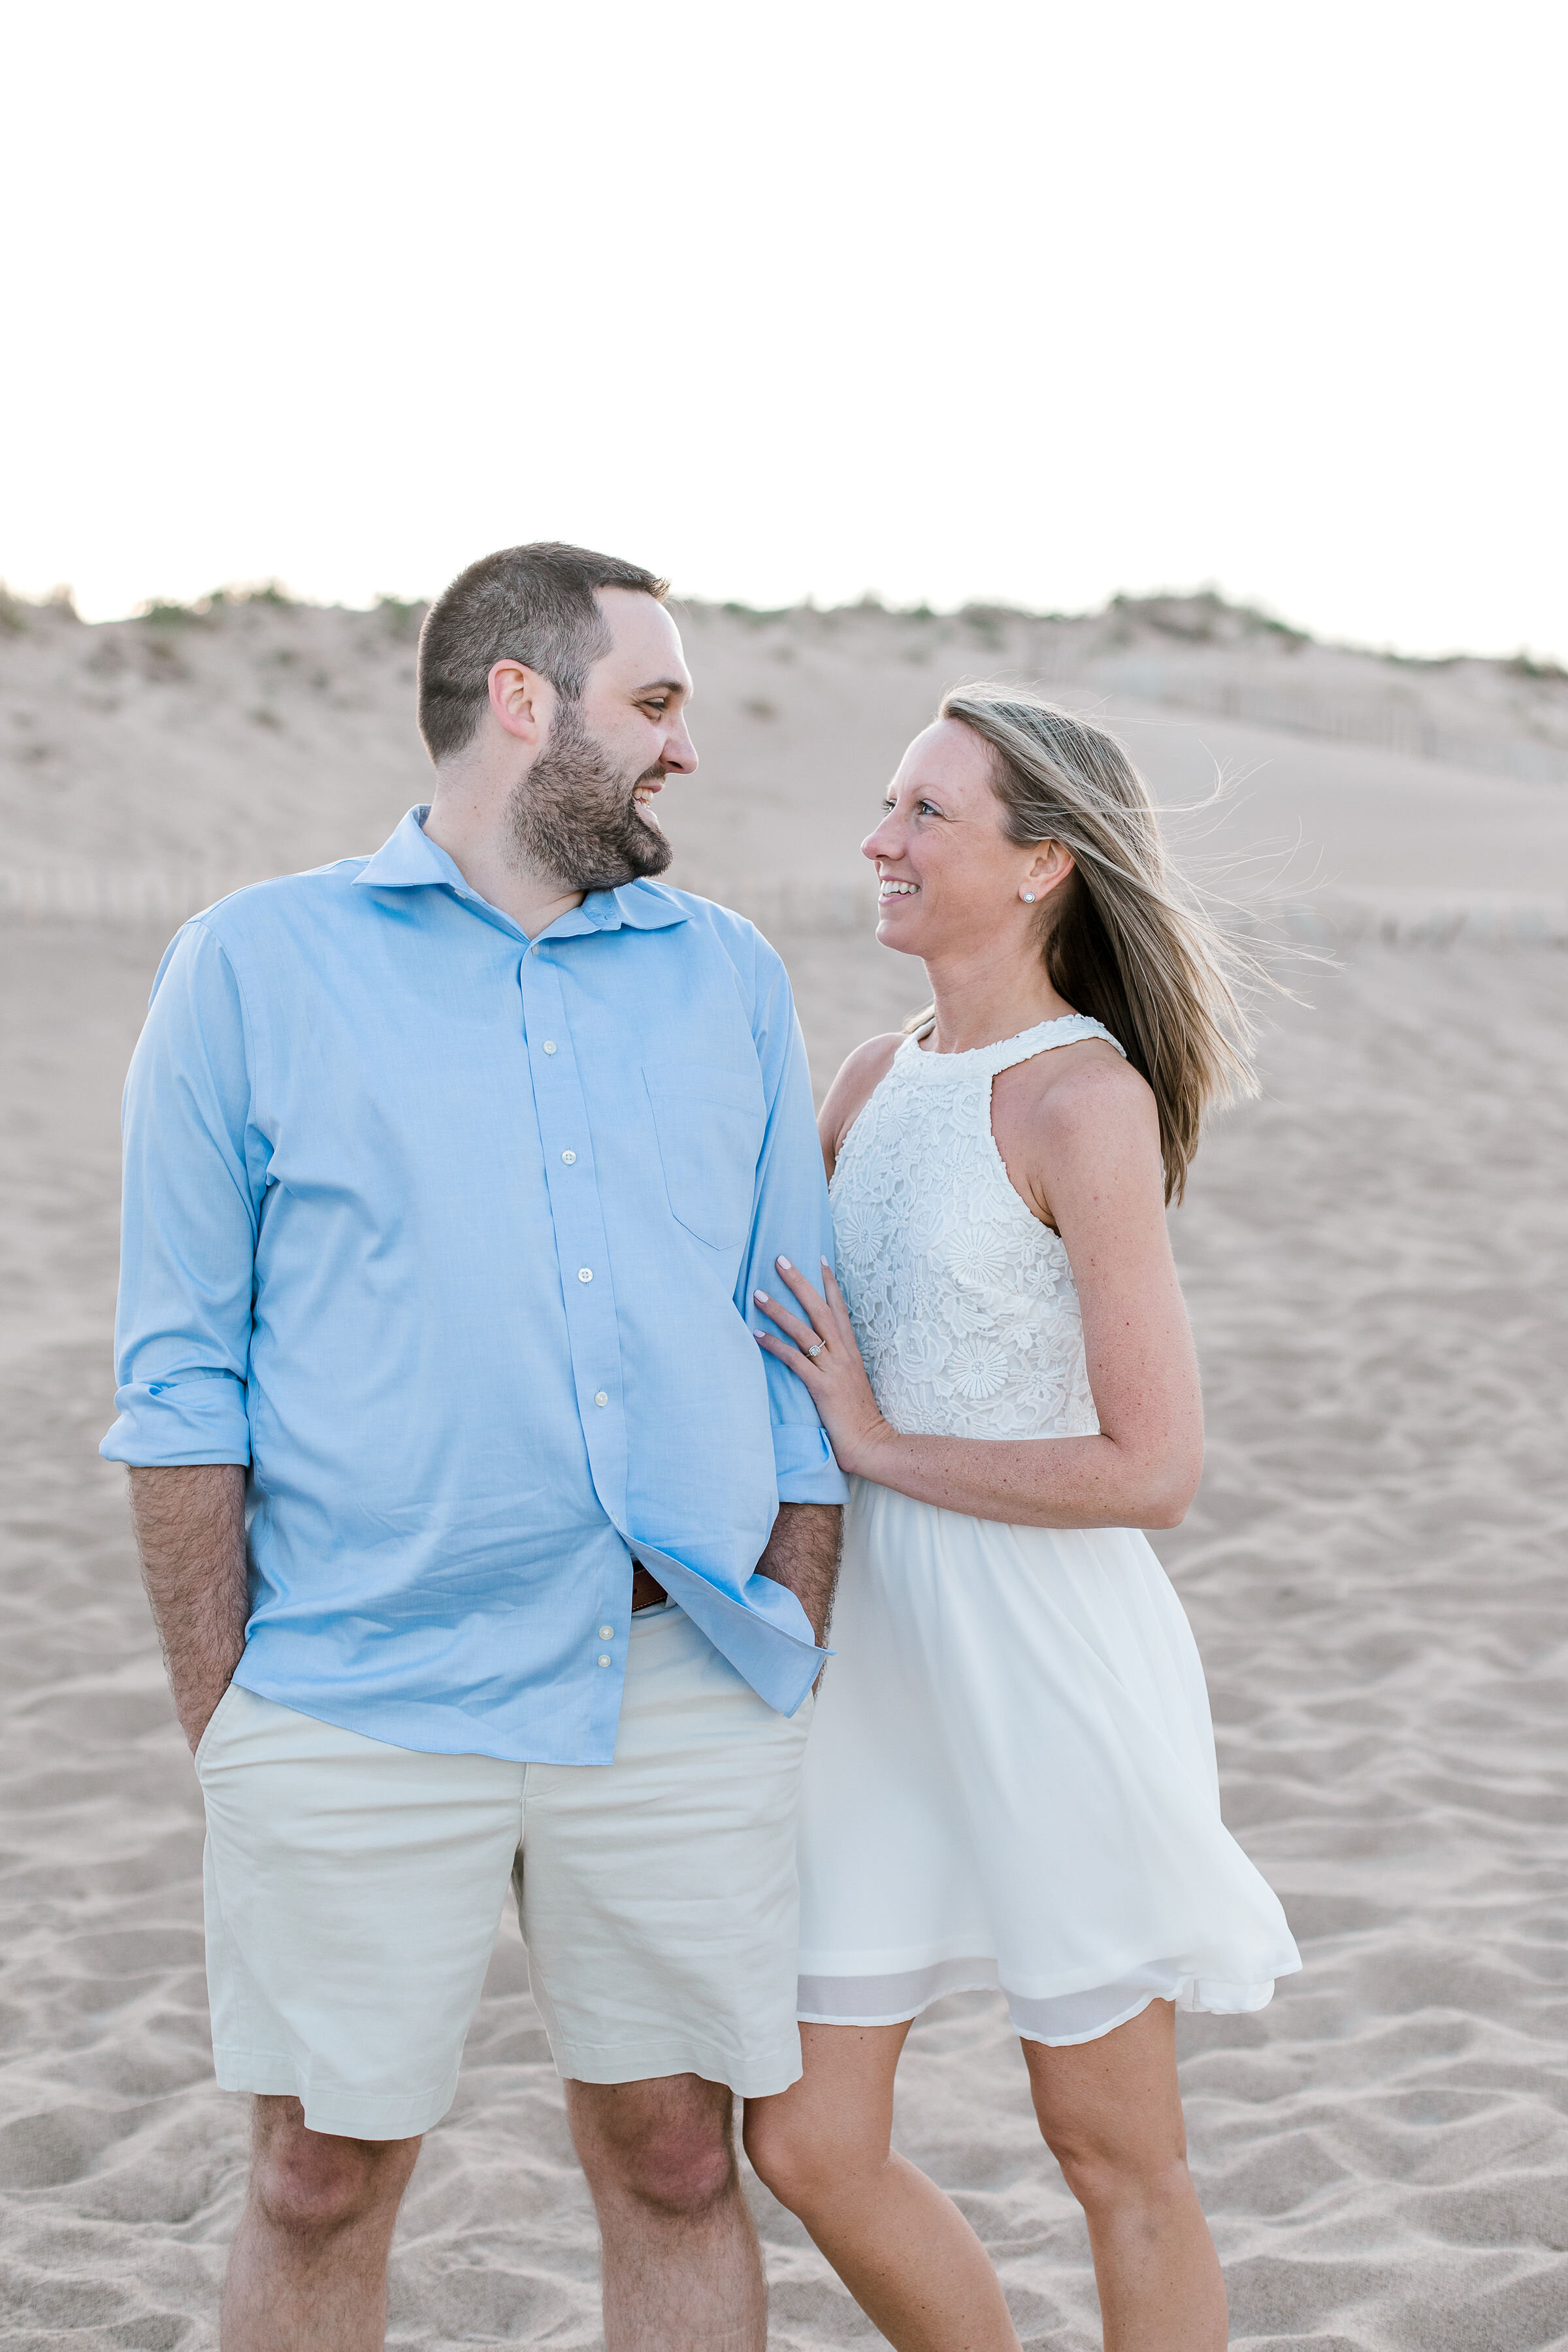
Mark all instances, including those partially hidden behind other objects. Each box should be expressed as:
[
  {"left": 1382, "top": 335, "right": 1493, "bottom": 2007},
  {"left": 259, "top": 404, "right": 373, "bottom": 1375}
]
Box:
[{"left": 874, "top": 903, "right": 928, "bottom": 955}]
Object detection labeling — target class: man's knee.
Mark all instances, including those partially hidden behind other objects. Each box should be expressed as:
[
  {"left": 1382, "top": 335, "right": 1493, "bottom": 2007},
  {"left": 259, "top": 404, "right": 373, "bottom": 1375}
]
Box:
[
  {"left": 248, "top": 2097, "right": 421, "bottom": 2240},
  {"left": 568, "top": 2076, "right": 738, "bottom": 2219},
  {"left": 621, "top": 2122, "right": 736, "bottom": 2219}
]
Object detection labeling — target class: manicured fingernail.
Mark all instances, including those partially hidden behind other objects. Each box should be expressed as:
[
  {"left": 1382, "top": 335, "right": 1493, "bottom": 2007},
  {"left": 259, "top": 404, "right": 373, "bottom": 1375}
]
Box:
[
  {"left": 754, "top": 1289, "right": 768, "bottom": 1305},
  {"left": 777, "top": 1256, "right": 792, "bottom": 1271}
]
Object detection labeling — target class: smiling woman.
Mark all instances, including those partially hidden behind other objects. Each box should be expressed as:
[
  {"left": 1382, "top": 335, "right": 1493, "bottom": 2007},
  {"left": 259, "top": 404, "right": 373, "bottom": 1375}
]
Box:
[
  {"left": 742, "top": 688, "right": 1299, "bottom": 2352},
  {"left": 877, "top": 686, "right": 1260, "bottom": 1203}
]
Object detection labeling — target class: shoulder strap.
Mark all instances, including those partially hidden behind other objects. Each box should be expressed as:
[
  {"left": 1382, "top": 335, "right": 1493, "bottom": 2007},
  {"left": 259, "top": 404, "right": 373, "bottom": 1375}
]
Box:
[{"left": 988, "top": 1015, "right": 1126, "bottom": 1073}]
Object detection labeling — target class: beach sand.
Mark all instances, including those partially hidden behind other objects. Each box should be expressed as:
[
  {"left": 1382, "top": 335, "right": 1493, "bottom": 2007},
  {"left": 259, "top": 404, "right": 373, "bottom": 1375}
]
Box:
[{"left": 1, "top": 595, "right": 1565, "bottom": 2346}]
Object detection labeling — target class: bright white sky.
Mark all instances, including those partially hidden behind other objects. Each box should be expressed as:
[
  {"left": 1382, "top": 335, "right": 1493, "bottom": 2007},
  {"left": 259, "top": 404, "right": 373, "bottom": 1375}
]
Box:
[{"left": 4, "top": 0, "right": 1563, "bottom": 657}]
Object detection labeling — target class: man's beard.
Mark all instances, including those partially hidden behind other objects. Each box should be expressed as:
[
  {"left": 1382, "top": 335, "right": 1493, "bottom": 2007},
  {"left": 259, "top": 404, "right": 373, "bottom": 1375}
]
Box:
[{"left": 504, "top": 701, "right": 673, "bottom": 892}]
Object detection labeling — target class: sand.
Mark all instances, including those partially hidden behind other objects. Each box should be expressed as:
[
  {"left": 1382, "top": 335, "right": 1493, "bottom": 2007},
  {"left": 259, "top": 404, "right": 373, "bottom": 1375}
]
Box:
[
  {"left": 1, "top": 591, "right": 1565, "bottom": 2347},
  {"left": 4, "top": 589, "right": 1567, "bottom": 926}
]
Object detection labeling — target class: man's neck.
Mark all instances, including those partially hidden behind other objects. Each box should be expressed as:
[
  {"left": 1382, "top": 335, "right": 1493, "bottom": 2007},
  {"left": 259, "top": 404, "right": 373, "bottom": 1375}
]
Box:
[{"left": 423, "top": 794, "right": 584, "bottom": 939}]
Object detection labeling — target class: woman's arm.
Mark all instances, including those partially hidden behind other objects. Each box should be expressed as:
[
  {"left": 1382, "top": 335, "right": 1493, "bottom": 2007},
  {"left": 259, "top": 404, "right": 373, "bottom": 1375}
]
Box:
[
  {"left": 816, "top": 1034, "right": 902, "bottom": 1179},
  {"left": 756, "top": 1059, "right": 1204, "bottom": 1531}
]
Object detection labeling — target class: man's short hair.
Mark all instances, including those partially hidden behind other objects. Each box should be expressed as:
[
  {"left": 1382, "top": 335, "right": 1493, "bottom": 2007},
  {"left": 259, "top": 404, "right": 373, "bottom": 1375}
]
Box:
[{"left": 417, "top": 542, "right": 670, "bottom": 763}]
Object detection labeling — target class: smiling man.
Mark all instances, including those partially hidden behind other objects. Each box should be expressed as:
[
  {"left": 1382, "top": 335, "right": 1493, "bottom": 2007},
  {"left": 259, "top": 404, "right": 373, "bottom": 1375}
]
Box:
[{"left": 103, "top": 544, "right": 845, "bottom": 2351}]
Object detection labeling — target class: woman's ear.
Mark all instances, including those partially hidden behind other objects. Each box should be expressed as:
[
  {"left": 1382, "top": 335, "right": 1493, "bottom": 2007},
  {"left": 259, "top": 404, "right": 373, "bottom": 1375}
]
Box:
[{"left": 1026, "top": 841, "right": 1075, "bottom": 898}]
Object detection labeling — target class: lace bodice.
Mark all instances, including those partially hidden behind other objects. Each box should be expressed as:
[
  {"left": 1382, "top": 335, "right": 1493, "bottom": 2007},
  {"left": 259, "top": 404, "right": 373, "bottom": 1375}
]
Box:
[{"left": 830, "top": 1016, "right": 1126, "bottom": 1441}]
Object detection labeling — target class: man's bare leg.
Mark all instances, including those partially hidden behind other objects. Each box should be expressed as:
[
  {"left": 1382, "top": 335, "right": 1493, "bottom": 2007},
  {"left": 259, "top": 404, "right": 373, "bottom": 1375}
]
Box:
[
  {"left": 220, "top": 2097, "right": 421, "bottom": 2351},
  {"left": 566, "top": 2074, "right": 766, "bottom": 2352}
]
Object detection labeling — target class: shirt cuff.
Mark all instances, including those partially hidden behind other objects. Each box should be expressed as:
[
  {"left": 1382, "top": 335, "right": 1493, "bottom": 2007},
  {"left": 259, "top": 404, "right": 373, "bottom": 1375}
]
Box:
[
  {"left": 772, "top": 1422, "right": 851, "bottom": 1506},
  {"left": 100, "top": 1371, "right": 252, "bottom": 1467}
]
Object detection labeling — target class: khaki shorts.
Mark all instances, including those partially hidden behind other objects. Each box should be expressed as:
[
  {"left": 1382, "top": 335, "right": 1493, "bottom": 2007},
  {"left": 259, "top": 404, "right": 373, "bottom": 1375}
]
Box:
[{"left": 196, "top": 1606, "right": 811, "bottom": 2139}]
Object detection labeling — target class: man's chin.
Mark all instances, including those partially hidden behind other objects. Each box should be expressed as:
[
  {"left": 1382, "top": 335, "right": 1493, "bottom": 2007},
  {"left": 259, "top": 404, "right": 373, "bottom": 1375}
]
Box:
[
  {"left": 621, "top": 816, "right": 675, "bottom": 880},
  {"left": 625, "top": 806, "right": 673, "bottom": 873},
  {"left": 570, "top": 829, "right": 674, "bottom": 892}
]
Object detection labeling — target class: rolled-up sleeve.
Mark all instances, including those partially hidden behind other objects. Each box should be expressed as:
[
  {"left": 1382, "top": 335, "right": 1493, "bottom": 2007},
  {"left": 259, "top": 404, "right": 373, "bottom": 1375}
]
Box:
[
  {"left": 101, "top": 919, "right": 261, "bottom": 1467},
  {"left": 738, "top": 939, "right": 851, "bottom": 1508}
]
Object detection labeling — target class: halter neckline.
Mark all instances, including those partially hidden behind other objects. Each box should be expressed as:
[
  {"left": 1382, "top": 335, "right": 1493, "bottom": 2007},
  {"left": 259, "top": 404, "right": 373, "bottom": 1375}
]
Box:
[{"left": 901, "top": 1013, "right": 1125, "bottom": 1074}]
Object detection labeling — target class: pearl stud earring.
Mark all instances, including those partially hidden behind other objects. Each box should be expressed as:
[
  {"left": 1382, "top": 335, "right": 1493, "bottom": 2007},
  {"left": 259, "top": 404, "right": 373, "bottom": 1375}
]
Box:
[{"left": 1022, "top": 891, "right": 1036, "bottom": 904}]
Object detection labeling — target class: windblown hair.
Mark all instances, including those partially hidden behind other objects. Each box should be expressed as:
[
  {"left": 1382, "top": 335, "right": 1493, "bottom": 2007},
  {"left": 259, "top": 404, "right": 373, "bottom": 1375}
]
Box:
[
  {"left": 936, "top": 685, "right": 1259, "bottom": 1203},
  {"left": 417, "top": 542, "right": 669, "bottom": 763}
]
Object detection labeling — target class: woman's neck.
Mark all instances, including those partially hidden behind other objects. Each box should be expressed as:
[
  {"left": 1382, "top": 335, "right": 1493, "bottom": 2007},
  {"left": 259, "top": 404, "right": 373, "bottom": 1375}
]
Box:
[{"left": 920, "top": 943, "right": 1077, "bottom": 1056}]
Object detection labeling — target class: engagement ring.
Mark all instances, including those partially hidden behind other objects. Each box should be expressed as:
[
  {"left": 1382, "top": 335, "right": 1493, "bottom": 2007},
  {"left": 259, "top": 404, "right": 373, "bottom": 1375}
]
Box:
[{"left": 804, "top": 1339, "right": 827, "bottom": 1360}]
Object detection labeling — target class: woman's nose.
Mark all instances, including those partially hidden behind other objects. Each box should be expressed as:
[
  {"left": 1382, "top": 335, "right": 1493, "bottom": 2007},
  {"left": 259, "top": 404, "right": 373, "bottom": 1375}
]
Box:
[{"left": 861, "top": 815, "right": 897, "bottom": 863}]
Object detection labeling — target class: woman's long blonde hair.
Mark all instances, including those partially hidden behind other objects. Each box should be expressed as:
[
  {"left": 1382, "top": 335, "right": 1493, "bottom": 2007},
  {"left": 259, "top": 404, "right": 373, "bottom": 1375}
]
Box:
[{"left": 931, "top": 685, "right": 1259, "bottom": 1203}]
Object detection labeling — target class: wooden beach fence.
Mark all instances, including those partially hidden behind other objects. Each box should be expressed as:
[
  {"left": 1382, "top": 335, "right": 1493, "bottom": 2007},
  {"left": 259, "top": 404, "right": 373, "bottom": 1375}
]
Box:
[{"left": 1, "top": 860, "right": 1564, "bottom": 949}]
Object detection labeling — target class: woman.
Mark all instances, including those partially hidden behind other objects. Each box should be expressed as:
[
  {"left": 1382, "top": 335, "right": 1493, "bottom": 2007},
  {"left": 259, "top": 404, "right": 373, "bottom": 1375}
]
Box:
[{"left": 742, "top": 688, "right": 1300, "bottom": 2352}]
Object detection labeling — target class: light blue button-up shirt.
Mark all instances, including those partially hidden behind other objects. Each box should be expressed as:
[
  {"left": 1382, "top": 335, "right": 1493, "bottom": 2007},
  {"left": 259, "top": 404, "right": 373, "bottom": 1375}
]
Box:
[{"left": 102, "top": 808, "right": 847, "bottom": 1761}]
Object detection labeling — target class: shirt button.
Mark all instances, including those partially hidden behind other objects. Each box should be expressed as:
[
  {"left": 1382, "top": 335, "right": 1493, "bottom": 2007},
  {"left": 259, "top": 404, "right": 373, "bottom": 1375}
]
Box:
[
  {"left": 599, "top": 1625, "right": 614, "bottom": 1640},
  {"left": 561, "top": 1149, "right": 576, "bottom": 1164},
  {"left": 542, "top": 1040, "right": 557, "bottom": 1054},
  {"left": 597, "top": 1654, "right": 611, "bottom": 1667},
  {"left": 594, "top": 1390, "right": 609, "bottom": 1407},
  {"left": 578, "top": 1267, "right": 593, "bottom": 1284}
]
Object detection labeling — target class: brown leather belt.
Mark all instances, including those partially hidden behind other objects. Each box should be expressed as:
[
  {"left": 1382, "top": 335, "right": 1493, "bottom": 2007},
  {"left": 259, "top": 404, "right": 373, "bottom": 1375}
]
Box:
[{"left": 630, "top": 1560, "right": 668, "bottom": 1612}]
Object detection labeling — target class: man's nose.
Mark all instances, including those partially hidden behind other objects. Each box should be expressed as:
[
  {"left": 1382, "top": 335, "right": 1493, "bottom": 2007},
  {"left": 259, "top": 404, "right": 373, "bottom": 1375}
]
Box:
[{"left": 663, "top": 717, "right": 698, "bottom": 775}]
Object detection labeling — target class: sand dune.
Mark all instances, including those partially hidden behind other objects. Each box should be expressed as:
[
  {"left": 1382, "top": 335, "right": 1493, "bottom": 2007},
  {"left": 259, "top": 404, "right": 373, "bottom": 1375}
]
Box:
[
  {"left": 4, "top": 588, "right": 1567, "bottom": 926},
  {"left": 1, "top": 590, "right": 1565, "bottom": 2347}
]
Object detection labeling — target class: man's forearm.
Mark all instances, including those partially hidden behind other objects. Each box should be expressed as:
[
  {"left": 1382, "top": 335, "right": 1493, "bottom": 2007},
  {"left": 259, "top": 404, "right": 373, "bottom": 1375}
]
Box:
[
  {"left": 127, "top": 1464, "right": 250, "bottom": 1752},
  {"left": 755, "top": 1501, "right": 841, "bottom": 1645}
]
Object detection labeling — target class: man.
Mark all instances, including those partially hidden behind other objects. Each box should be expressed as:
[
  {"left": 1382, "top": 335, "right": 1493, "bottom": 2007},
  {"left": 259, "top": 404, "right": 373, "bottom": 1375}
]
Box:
[{"left": 103, "top": 544, "right": 846, "bottom": 2350}]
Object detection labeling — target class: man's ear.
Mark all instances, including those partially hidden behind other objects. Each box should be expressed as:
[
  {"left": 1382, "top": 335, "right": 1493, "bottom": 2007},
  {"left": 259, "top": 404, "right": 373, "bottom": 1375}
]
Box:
[{"left": 488, "top": 660, "right": 555, "bottom": 747}]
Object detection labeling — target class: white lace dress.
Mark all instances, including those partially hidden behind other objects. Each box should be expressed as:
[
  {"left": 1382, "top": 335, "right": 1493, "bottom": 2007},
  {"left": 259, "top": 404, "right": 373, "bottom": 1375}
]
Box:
[{"left": 796, "top": 1017, "right": 1301, "bottom": 2044}]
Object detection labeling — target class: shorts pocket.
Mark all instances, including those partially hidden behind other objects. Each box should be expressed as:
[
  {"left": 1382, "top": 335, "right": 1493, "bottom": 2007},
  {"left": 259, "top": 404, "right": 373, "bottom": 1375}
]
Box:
[
  {"left": 644, "top": 1062, "right": 765, "bottom": 1249},
  {"left": 193, "top": 1679, "right": 241, "bottom": 1772}
]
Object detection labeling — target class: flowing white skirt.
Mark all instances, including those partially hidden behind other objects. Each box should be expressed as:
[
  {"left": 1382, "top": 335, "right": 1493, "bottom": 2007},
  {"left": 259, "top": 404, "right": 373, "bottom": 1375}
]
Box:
[{"left": 796, "top": 1480, "right": 1301, "bottom": 2045}]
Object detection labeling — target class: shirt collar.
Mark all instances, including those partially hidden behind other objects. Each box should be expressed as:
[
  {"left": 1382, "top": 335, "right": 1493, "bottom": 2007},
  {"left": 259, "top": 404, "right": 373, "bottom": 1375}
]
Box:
[{"left": 353, "top": 807, "right": 690, "bottom": 938}]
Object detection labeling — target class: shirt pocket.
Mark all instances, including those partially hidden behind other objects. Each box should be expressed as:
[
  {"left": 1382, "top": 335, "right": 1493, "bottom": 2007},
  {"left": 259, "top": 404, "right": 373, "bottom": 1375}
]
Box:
[{"left": 643, "top": 1061, "right": 766, "bottom": 1249}]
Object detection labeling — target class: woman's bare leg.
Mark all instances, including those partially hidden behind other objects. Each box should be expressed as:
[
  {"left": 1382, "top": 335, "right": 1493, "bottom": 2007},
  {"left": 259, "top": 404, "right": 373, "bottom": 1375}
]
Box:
[
  {"left": 743, "top": 2022, "right": 1021, "bottom": 2352},
  {"left": 1022, "top": 2001, "right": 1226, "bottom": 2352}
]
